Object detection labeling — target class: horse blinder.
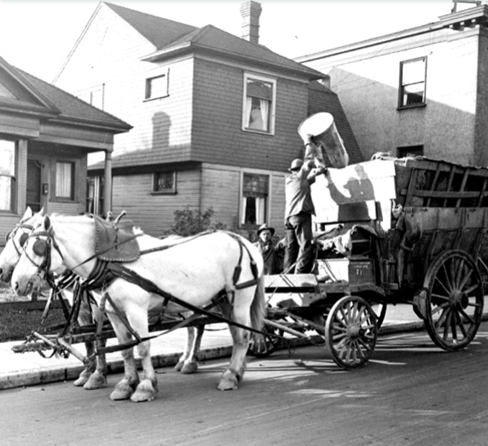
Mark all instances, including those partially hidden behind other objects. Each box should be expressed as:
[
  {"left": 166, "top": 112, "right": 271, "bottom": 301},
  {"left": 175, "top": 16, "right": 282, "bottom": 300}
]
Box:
[
  {"left": 33, "top": 238, "right": 48, "bottom": 256},
  {"left": 19, "top": 233, "right": 29, "bottom": 247}
]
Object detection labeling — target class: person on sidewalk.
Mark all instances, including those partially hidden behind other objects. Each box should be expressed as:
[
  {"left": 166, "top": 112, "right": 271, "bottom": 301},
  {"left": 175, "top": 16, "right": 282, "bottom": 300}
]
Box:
[
  {"left": 283, "top": 151, "right": 326, "bottom": 274},
  {"left": 253, "top": 223, "right": 280, "bottom": 275}
]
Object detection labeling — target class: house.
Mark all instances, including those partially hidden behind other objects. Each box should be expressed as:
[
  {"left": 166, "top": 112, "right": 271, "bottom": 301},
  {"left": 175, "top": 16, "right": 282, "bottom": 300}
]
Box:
[
  {"left": 53, "top": 1, "right": 362, "bottom": 238},
  {"left": 297, "top": 4, "right": 488, "bottom": 167},
  {"left": 0, "top": 55, "right": 131, "bottom": 248}
]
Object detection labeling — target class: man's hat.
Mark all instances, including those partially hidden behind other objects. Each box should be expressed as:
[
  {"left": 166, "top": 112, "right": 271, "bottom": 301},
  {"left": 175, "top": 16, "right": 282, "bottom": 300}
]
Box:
[
  {"left": 288, "top": 159, "right": 303, "bottom": 172},
  {"left": 257, "top": 223, "right": 275, "bottom": 236}
]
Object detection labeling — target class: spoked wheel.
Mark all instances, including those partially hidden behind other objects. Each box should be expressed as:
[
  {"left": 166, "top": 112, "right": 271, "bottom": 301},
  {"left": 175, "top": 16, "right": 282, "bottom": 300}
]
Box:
[
  {"left": 370, "top": 299, "right": 387, "bottom": 329},
  {"left": 423, "top": 250, "right": 484, "bottom": 351},
  {"left": 248, "top": 323, "right": 282, "bottom": 358},
  {"left": 325, "top": 295, "right": 378, "bottom": 369}
]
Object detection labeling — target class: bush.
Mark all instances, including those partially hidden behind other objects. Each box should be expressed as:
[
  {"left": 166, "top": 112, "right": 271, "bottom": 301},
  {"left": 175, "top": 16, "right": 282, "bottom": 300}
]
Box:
[{"left": 170, "top": 207, "right": 226, "bottom": 236}]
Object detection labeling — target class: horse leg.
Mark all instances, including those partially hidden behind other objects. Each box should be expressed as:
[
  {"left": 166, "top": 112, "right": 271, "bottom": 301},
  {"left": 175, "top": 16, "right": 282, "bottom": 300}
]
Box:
[
  {"left": 106, "top": 311, "right": 140, "bottom": 401},
  {"left": 83, "top": 302, "right": 108, "bottom": 390},
  {"left": 217, "top": 294, "right": 252, "bottom": 391},
  {"left": 175, "top": 324, "right": 204, "bottom": 374},
  {"left": 126, "top": 306, "right": 158, "bottom": 403}
]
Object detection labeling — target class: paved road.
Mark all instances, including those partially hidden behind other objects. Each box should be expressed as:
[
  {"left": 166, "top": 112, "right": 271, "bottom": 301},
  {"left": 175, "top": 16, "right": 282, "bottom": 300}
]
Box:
[{"left": 1, "top": 322, "right": 488, "bottom": 446}]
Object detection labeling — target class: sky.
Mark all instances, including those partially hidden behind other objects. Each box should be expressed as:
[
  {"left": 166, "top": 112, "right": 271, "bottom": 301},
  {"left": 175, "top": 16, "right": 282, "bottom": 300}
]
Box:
[{"left": 0, "top": 0, "right": 470, "bottom": 83}]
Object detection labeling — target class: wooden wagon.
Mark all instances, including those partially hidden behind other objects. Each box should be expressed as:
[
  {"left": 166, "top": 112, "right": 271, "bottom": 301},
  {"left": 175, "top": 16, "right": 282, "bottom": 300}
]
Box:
[{"left": 256, "top": 155, "right": 488, "bottom": 369}]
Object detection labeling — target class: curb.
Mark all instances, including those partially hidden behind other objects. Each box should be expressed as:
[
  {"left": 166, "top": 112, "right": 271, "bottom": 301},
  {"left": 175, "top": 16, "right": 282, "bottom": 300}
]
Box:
[{"left": 1, "top": 314, "right": 487, "bottom": 391}]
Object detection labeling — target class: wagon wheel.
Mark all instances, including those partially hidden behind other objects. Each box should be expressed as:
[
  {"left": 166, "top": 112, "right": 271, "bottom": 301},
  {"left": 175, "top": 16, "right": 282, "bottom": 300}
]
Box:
[
  {"left": 248, "top": 324, "right": 282, "bottom": 358},
  {"left": 423, "top": 250, "right": 484, "bottom": 351},
  {"left": 325, "top": 295, "right": 378, "bottom": 369},
  {"left": 369, "top": 294, "right": 387, "bottom": 329}
]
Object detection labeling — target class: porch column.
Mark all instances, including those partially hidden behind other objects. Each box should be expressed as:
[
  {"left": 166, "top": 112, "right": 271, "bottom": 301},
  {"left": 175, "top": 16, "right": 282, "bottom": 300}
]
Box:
[{"left": 103, "top": 149, "right": 113, "bottom": 215}]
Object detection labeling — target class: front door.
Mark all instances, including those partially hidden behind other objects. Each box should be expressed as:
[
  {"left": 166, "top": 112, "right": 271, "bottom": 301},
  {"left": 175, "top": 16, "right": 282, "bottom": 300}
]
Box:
[{"left": 26, "top": 159, "right": 47, "bottom": 212}]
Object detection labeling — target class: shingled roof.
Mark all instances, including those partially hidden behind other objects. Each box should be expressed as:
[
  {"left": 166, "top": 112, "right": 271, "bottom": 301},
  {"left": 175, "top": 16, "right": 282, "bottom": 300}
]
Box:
[
  {"left": 105, "top": 2, "right": 197, "bottom": 49},
  {"left": 105, "top": 2, "right": 324, "bottom": 80},
  {"left": 16, "top": 67, "right": 131, "bottom": 132}
]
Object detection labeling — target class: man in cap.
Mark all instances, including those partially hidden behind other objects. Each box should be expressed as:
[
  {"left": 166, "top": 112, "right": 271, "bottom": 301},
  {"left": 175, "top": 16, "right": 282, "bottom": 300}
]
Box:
[
  {"left": 284, "top": 156, "right": 326, "bottom": 274},
  {"left": 253, "top": 223, "right": 279, "bottom": 275}
]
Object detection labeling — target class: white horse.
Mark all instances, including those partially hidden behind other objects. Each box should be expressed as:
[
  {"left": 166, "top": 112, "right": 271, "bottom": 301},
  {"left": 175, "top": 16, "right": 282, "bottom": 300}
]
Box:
[
  {"left": 11, "top": 214, "right": 265, "bottom": 402},
  {"left": 0, "top": 208, "right": 107, "bottom": 390}
]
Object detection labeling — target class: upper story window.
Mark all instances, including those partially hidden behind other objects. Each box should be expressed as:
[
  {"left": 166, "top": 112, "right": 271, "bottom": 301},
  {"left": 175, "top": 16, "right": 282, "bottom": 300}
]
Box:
[
  {"left": 0, "top": 139, "right": 17, "bottom": 212},
  {"left": 241, "top": 173, "right": 268, "bottom": 227},
  {"left": 242, "top": 73, "right": 276, "bottom": 134},
  {"left": 55, "top": 161, "right": 75, "bottom": 200},
  {"left": 399, "top": 57, "right": 427, "bottom": 108},
  {"left": 145, "top": 69, "right": 169, "bottom": 100},
  {"left": 153, "top": 171, "right": 176, "bottom": 194}
]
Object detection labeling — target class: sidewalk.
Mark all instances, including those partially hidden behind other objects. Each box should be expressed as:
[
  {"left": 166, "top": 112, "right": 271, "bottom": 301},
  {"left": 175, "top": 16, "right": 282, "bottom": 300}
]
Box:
[{"left": 0, "top": 301, "right": 487, "bottom": 391}]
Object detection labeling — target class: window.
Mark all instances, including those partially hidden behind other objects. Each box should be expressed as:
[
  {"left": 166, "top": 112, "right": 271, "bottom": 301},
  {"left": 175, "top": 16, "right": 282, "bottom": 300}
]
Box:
[
  {"left": 397, "top": 145, "right": 424, "bottom": 158},
  {"left": 0, "top": 139, "right": 17, "bottom": 212},
  {"left": 399, "top": 57, "right": 427, "bottom": 108},
  {"left": 75, "top": 84, "right": 105, "bottom": 110},
  {"left": 145, "top": 71, "right": 169, "bottom": 100},
  {"left": 241, "top": 173, "right": 268, "bottom": 226},
  {"left": 242, "top": 73, "right": 276, "bottom": 134},
  {"left": 153, "top": 171, "right": 176, "bottom": 194},
  {"left": 55, "top": 161, "right": 74, "bottom": 199}
]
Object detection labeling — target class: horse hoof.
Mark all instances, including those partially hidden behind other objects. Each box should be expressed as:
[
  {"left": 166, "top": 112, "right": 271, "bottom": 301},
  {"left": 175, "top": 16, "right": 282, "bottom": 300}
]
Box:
[
  {"left": 130, "top": 379, "right": 158, "bottom": 402},
  {"left": 180, "top": 361, "right": 198, "bottom": 374},
  {"left": 83, "top": 372, "right": 107, "bottom": 390},
  {"left": 174, "top": 360, "right": 184, "bottom": 372},
  {"left": 217, "top": 377, "right": 239, "bottom": 391},
  {"left": 73, "top": 376, "right": 89, "bottom": 387},
  {"left": 110, "top": 380, "right": 136, "bottom": 400}
]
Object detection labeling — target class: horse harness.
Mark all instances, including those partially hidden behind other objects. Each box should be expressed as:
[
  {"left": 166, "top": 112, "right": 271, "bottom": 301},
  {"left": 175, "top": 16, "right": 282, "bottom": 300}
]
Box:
[{"left": 22, "top": 227, "right": 267, "bottom": 347}]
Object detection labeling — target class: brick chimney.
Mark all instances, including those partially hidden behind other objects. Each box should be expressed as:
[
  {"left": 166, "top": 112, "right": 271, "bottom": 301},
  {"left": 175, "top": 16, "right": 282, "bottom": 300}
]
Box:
[{"left": 240, "top": 1, "right": 262, "bottom": 44}]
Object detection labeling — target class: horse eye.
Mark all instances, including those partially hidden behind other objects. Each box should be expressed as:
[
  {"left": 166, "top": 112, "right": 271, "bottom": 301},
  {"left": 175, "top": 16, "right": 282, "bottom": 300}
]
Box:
[
  {"left": 32, "top": 239, "right": 47, "bottom": 256},
  {"left": 19, "top": 233, "right": 29, "bottom": 247}
]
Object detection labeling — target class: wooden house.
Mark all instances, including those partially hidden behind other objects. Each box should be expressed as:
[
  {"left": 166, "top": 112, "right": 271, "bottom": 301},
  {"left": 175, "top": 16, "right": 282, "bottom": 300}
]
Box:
[
  {"left": 0, "top": 55, "right": 131, "bottom": 248},
  {"left": 297, "top": 4, "right": 488, "bottom": 167},
  {"left": 54, "top": 1, "right": 362, "bottom": 237}
]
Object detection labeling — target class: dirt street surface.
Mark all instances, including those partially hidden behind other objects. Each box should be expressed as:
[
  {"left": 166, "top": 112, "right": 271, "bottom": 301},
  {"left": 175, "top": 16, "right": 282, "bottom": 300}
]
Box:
[{"left": 1, "top": 324, "right": 488, "bottom": 446}]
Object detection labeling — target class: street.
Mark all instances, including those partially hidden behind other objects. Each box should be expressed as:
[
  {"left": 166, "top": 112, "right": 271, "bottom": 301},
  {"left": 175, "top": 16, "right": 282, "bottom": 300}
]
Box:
[{"left": 1, "top": 323, "right": 488, "bottom": 446}]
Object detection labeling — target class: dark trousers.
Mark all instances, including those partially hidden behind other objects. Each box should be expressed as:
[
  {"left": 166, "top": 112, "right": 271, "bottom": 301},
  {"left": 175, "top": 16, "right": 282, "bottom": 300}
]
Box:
[{"left": 284, "top": 213, "right": 314, "bottom": 274}]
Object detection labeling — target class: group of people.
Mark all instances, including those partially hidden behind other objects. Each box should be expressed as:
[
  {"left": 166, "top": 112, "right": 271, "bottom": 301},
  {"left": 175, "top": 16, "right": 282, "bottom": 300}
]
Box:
[{"left": 253, "top": 136, "right": 327, "bottom": 275}]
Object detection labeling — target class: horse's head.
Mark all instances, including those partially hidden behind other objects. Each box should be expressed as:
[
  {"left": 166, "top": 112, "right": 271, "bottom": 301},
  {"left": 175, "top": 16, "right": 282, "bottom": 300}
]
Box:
[
  {"left": 11, "top": 214, "right": 65, "bottom": 297},
  {"left": 0, "top": 207, "right": 45, "bottom": 283}
]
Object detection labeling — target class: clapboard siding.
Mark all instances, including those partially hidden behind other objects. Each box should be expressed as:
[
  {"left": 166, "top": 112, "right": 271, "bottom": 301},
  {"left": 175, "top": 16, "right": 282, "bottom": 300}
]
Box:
[
  {"left": 111, "top": 168, "right": 200, "bottom": 236},
  {"left": 192, "top": 58, "right": 309, "bottom": 172}
]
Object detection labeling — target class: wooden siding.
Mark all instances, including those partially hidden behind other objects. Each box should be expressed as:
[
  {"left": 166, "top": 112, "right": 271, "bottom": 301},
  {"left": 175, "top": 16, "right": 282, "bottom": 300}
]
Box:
[
  {"left": 111, "top": 168, "right": 200, "bottom": 237},
  {"left": 192, "top": 58, "right": 309, "bottom": 172},
  {"left": 54, "top": 4, "right": 194, "bottom": 168},
  {"left": 200, "top": 164, "right": 287, "bottom": 239}
]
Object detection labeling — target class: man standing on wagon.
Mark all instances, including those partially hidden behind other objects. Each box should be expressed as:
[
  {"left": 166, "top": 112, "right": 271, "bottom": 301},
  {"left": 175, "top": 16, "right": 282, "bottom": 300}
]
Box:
[{"left": 283, "top": 143, "right": 326, "bottom": 274}]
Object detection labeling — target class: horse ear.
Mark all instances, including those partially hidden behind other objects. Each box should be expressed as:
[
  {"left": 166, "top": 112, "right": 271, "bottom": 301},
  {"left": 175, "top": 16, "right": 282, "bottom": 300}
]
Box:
[
  {"left": 22, "top": 207, "right": 33, "bottom": 220},
  {"left": 43, "top": 215, "right": 51, "bottom": 230},
  {"left": 38, "top": 207, "right": 45, "bottom": 217}
]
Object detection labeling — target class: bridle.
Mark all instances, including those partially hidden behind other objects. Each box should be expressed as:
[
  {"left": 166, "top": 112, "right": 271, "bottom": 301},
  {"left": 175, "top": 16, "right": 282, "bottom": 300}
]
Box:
[
  {"left": 5, "top": 222, "right": 34, "bottom": 257},
  {"left": 22, "top": 227, "right": 65, "bottom": 285}
]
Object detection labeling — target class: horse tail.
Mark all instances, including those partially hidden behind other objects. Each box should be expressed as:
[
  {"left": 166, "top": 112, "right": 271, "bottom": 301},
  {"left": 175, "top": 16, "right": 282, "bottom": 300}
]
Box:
[{"left": 250, "top": 272, "right": 266, "bottom": 331}]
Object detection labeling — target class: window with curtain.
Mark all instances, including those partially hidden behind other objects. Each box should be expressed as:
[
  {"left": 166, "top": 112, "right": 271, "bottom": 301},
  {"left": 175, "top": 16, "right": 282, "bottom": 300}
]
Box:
[
  {"left": 153, "top": 171, "right": 176, "bottom": 194},
  {"left": 243, "top": 74, "right": 276, "bottom": 134},
  {"left": 399, "top": 57, "right": 427, "bottom": 108},
  {"left": 0, "top": 139, "right": 17, "bottom": 212},
  {"left": 55, "top": 161, "right": 74, "bottom": 199},
  {"left": 241, "top": 173, "right": 268, "bottom": 226}
]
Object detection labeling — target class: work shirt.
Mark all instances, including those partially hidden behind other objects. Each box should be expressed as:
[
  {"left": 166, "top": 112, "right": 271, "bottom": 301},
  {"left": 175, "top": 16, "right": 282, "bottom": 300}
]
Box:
[{"left": 284, "top": 162, "right": 317, "bottom": 220}]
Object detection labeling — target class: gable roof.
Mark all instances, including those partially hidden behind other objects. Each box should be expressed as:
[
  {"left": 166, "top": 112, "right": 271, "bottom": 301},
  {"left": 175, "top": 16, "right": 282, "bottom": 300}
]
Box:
[
  {"left": 143, "top": 24, "right": 324, "bottom": 80},
  {"left": 18, "top": 69, "right": 132, "bottom": 132},
  {"left": 104, "top": 2, "right": 197, "bottom": 49},
  {"left": 103, "top": 2, "right": 324, "bottom": 81},
  {"left": 0, "top": 55, "right": 131, "bottom": 133}
]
